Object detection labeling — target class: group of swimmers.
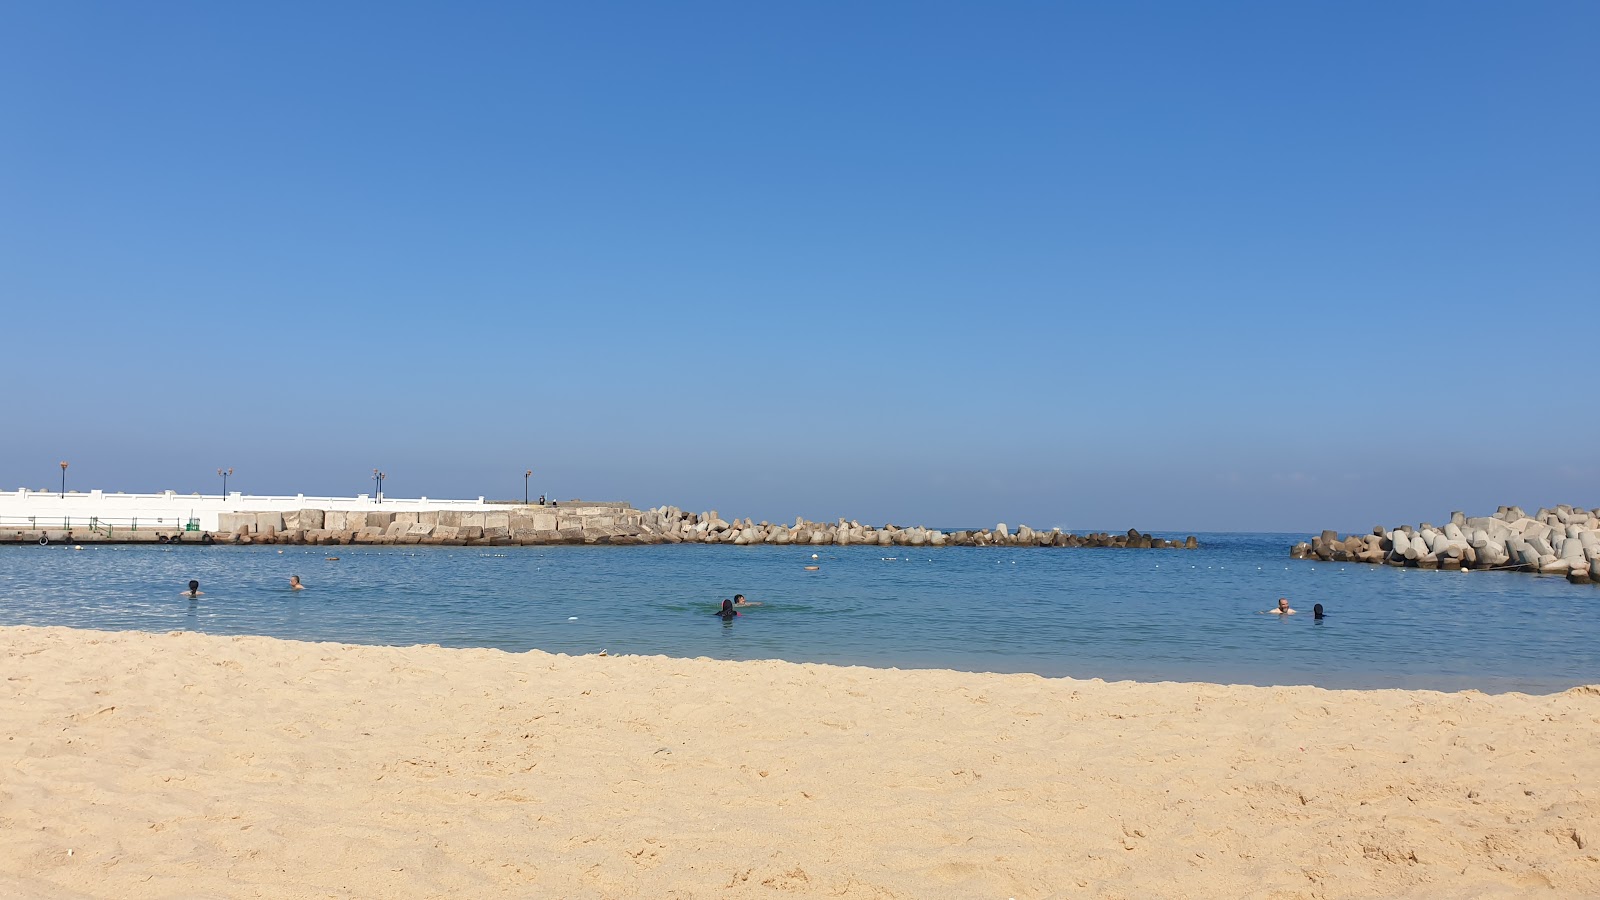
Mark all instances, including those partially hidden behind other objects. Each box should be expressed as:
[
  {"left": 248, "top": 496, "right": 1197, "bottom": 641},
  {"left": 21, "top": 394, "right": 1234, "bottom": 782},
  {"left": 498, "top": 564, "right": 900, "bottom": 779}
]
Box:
[
  {"left": 181, "top": 575, "right": 304, "bottom": 598},
  {"left": 715, "top": 594, "right": 760, "bottom": 619},
  {"left": 715, "top": 593, "right": 1317, "bottom": 621},
  {"left": 1266, "top": 597, "right": 1325, "bottom": 619}
]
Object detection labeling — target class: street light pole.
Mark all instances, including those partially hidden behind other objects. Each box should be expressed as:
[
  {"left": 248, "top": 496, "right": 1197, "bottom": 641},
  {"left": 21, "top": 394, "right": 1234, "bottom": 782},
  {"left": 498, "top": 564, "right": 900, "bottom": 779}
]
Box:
[
  {"left": 59, "top": 461, "right": 68, "bottom": 498},
  {"left": 373, "top": 469, "right": 386, "bottom": 503},
  {"left": 525, "top": 469, "right": 532, "bottom": 505},
  {"left": 217, "top": 467, "right": 233, "bottom": 498}
]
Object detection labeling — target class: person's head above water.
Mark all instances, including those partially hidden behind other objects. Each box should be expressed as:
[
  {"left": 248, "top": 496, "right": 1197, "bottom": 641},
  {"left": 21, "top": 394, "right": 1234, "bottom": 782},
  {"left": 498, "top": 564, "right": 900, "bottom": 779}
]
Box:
[
  {"left": 289, "top": 575, "right": 303, "bottom": 590},
  {"left": 1277, "top": 598, "right": 1290, "bottom": 612},
  {"left": 718, "top": 599, "right": 739, "bottom": 618},
  {"left": 1313, "top": 603, "right": 1324, "bottom": 620},
  {"left": 185, "top": 580, "right": 201, "bottom": 596}
]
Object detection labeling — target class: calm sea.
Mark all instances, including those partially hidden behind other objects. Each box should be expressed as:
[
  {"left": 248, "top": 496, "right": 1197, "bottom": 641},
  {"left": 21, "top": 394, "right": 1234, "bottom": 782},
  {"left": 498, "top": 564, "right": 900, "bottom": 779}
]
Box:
[{"left": 1, "top": 534, "right": 1594, "bottom": 693}]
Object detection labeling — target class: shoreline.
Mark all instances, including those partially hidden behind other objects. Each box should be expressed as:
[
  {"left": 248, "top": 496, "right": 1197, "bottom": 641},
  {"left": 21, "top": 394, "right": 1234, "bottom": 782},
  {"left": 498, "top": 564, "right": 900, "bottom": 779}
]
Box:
[
  {"left": 0, "top": 619, "right": 1584, "bottom": 697},
  {"left": 5, "top": 624, "right": 1597, "bottom": 897}
]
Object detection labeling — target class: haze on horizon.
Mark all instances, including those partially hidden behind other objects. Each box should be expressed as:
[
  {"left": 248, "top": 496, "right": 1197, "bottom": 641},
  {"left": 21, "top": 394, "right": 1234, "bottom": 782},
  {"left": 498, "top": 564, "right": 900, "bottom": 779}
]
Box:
[{"left": 2, "top": 3, "right": 1595, "bottom": 534}]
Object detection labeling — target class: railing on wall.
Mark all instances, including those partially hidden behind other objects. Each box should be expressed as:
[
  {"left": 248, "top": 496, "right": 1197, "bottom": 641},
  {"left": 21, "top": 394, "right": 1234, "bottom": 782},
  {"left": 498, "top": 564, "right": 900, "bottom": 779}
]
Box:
[
  {"left": 0, "top": 515, "right": 198, "bottom": 534},
  {"left": 3, "top": 489, "right": 492, "bottom": 508}
]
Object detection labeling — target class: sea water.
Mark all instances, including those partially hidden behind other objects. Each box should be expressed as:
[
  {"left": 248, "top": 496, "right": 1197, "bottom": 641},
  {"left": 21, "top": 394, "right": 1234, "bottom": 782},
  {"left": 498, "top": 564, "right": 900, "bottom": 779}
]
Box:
[{"left": 1, "top": 534, "right": 1594, "bottom": 693}]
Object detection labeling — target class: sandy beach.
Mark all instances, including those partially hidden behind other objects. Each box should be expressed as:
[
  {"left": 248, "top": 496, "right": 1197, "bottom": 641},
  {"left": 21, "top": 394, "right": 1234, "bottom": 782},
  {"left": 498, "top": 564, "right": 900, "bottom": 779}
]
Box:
[{"left": 2, "top": 626, "right": 1596, "bottom": 898}]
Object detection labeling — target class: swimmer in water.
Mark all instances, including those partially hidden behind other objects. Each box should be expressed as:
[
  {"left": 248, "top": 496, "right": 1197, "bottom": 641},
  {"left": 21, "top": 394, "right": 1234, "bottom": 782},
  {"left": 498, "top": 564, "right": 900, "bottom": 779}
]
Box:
[
  {"left": 289, "top": 575, "right": 305, "bottom": 591},
  {"left": 1266, "top": 597, "right": 1295, "bottom": 615},
  {"left": 1313, "top": 603, "right": 1324, "bottom": 620},
  {"left": 716, "top": 599, "right": 740, "bottom": 620},
  {"left": 732, "top": 593, "right": 761, "bottom": 607},
  {"left": 183, "top": 579, "right": 203, "bottom": 598}
]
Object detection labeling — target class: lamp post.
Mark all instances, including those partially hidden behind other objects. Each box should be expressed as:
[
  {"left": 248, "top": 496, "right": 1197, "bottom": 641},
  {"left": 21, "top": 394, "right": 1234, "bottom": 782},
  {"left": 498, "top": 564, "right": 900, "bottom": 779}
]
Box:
[
  {"left": 524, "top": 469, "right": 532, "bottom": 505},
  {"left": 373, "top": 469, "right": 386, "bottom": 503},
  {"left": 217, "top": 467, "right": 233, "bottom": 499},
  {"left": 59, "top": 461, "right": 68, "bottom": 498}
]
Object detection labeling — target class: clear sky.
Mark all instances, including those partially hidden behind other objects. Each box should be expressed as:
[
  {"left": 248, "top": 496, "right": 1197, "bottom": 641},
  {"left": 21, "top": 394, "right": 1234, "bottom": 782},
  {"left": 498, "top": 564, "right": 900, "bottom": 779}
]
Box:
[{"left": 2, "top": 2, "right": 1595, "bottom": 532}]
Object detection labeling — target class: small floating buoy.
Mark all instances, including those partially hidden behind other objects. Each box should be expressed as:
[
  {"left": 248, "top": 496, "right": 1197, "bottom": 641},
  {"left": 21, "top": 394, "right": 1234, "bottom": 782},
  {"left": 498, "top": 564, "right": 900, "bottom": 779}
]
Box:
[
  {"left": 568, "top": 616, "right": 578, "bottom": 621},
  {"left": 73, "top": 545, "right": 83, "bottom": 551},
  {"left": 811, "top": 553, "right": 819, "bottom": 559}
]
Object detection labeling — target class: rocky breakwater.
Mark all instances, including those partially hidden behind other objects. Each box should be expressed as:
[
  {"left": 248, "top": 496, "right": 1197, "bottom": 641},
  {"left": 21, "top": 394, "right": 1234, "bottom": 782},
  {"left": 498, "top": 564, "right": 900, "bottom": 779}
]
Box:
[
  {"left": 638, "top": 507, "right": 1198, "bottom": 549},
  {"left": 1291, "top": 505, "right": 1600, "bottom": 585},
  {"left": 203, "top": 504, "right": 1197, "bottom": 550},
  {"left": 214, "top": 502, "right": 648, "bottom": 546}
]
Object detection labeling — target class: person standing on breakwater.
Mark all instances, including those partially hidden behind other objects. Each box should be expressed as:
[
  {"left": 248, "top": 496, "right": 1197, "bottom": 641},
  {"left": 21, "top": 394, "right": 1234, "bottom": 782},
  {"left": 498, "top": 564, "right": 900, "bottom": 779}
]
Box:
[
  {"left": 182, "top": 580, "right": 203, "bottom": 598},
  {"left": 289, "top": 575, "right": 305, "bottom": 591},
  {"left": 1266, "top": 598, "right": 1295, "bottom": 615},
  {"left": 716, "top": 599, "right": 740, "bottom": 620}
]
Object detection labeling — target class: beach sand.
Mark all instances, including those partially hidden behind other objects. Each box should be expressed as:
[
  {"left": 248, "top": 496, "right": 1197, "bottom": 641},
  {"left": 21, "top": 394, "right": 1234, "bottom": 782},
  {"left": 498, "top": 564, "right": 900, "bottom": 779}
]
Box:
[{"left": 2, "top": 626, "right": 1596, "bottom": 898}]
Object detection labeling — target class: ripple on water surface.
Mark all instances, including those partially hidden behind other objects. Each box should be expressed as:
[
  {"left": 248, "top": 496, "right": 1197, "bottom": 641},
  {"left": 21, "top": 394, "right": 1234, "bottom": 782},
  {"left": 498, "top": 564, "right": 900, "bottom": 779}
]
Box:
[{"left": 0, "top": 535, "right": 1595, "bottom": 692}]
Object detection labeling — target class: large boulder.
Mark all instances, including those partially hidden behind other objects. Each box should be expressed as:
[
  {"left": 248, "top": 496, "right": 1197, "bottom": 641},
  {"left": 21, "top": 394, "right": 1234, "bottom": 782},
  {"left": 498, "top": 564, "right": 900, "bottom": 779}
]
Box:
[
  {"left": 1542, "top": 557, "right": 1572, "bottom": 576},
  {"left": 1477, "top": 540, "right": 1511, "bottom": 567}
]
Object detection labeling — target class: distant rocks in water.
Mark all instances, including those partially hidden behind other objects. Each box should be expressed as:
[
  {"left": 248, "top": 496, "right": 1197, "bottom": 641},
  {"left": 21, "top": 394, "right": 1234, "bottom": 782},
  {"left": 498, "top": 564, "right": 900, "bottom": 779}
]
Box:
[
  {"left": 0, "top": 500, "right": 1198, "bottom": 551},
  {"left": 1292, "top": 505, "right": 1600, "bottom": 585},
  {"left": 638, "top": 509, "right": 1197, "bottom": 550}
]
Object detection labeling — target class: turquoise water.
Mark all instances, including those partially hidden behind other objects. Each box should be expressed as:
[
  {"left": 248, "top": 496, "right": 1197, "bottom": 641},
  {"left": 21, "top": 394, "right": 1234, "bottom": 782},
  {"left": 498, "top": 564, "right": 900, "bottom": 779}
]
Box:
[{"left": 1, "top": 534, "right": 1595, "bottom": 693}]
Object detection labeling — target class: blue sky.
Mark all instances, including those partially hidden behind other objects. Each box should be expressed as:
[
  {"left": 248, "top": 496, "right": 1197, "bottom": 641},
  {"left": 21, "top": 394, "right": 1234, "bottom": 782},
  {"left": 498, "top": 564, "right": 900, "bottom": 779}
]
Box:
[{"left": 2, "top": 2, "right": 1595, "bottom": 532}]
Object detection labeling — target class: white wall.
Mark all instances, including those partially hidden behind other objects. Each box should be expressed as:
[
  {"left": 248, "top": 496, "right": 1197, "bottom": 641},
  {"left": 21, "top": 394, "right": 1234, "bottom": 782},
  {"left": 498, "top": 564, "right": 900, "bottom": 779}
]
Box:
[{"left": 0, "top": 489, "right": 494, "bottom": 532}]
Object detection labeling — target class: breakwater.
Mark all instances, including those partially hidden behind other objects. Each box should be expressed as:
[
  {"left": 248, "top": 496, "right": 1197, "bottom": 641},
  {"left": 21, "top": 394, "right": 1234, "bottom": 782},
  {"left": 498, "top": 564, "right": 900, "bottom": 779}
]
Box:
[
  {"left": 1292, "top": 504, "right": 1600, "bottom": 584},
  {"left": 632, "top": 507, "right": 1197, "bottom": 549},
  {"left": 0, "top": 496, "right": 1196, "bottom": 550}
]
